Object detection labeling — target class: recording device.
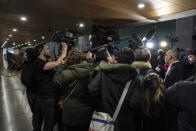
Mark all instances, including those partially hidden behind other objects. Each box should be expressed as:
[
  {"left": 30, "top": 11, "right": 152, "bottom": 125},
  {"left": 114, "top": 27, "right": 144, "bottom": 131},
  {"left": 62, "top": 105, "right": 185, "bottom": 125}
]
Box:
[
  {"left": 146, "top": 28, "right": 156, "bottom": 41},
  {"left": 47, "top": 29, "right": 79, "bottom": 60},
  {"left": 129, "top": 34, "right": 144, "bottom": 49},
  {"left": 86, "top": 25, "right": 121, "bottom": 58},
  {"left": 51, "top": 29, "right": 78, "bottom": 45},
  {"left": 129, "top": 27, "right": 156, "bottom": 50},
  {"left": 90, "top": 25, "right": 120, "bottom": 49}
]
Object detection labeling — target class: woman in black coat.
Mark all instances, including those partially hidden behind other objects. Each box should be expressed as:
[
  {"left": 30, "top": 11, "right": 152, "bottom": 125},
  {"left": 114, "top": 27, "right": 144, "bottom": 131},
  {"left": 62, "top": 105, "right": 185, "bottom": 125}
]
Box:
[
  {"left": 88, "top": 47, "right": 139, "bottom": 131},
  {"left": 130, "top": 47, "right": 167, "bottom": 131}
]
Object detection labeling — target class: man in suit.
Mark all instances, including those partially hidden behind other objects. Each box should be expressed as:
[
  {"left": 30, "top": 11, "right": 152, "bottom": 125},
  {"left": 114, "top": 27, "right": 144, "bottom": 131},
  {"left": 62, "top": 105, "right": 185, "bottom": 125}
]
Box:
[
  {"left": 164, "top": 49, "right": 186, "bottom": 88},
  {"left": 164, "top": 49, "right": 188, "bottom": 131}
]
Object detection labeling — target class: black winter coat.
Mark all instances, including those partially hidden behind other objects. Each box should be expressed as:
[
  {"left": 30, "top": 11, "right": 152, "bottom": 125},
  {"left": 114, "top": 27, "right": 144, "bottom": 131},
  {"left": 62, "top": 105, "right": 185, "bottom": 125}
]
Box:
[
  {"left": 131, "top": 61, "right": 166, "bottom": 131},
  {"left": 165, "top": 77, "right": 196, "bottom": 131},
  {"left": 88, "top": 64, "right": 139, "bottom": 131},
  {"left": 21, "top": 60, "right": 37, "bottom": 93}
]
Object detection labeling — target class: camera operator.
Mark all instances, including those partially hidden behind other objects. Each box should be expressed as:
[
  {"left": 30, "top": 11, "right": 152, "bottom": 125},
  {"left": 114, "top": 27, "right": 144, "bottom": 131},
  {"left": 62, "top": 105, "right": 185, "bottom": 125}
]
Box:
[{"left": 33, "top": 42, "right": 67, "bottom": 131}]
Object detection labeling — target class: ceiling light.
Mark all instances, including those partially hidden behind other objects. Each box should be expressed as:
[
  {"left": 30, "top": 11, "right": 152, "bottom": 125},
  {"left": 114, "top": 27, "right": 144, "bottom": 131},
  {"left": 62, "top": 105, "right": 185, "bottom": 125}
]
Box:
[
  {"left": 8, "top": 34, "right": 12, "bottom": 37},
  {"left": 138, "top": 3, "right": 145, "bottom": 9},
  {"left": 33, "top": 39, "right": 36, "bottom": 42},
  {"left": 6, "top": 38, "right": 10, "bottom": 41},
  {"left": 41, "top": 36, "right": 45, "bottom": 39},
  {"left": 28, "top": 41, "right": 31, "bottom": 44},
  {"left": 13, "top": 42, "right": 15, "bottom": 46},
  {"left": 79, "top": 23, "right": 84, "bottom": 28},
  {"left": 20, "top": 16, "right": 27, "bottom": 21},
  {"left": 12, "top": 28, "right": 18, "bottom": 32},
  {"left": 28, "top": 44, "right": 31, "bottom": 46}
]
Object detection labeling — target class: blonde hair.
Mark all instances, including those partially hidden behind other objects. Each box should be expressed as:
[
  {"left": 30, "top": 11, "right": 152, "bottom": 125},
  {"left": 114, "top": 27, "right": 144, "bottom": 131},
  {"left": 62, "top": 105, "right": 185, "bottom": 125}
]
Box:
[{"left": 144, "top": 73, "right": 164, "bottom": 118}]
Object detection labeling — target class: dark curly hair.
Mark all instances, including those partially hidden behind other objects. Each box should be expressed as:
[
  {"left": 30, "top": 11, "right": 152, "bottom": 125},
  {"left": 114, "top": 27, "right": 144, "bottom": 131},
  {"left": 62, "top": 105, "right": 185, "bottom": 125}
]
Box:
[
  {"left": 95, "top": 47, "right": 109, "bottom": 63},
  {"left": 34, "top": 43, "right": 46, "bottom": 57},
  {"left": 116, "top": 47, "right": 135, "bottom": 64},
  {"left": 25, "top": 48, "right": 36, "bottom": 62}
]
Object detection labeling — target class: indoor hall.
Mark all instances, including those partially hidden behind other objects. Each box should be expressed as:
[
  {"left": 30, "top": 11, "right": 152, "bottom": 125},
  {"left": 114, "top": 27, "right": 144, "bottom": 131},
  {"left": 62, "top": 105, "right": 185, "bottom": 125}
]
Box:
[{"left": 1, "top": 0, "right": 196, "bottom": 131}]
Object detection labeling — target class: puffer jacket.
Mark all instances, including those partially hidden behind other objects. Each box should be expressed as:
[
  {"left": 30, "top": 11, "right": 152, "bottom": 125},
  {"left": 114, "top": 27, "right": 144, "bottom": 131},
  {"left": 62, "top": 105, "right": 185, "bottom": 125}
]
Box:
[
  {"left": 54, "top": 63, "right": 94, "bottom": 126},
  {"left": 88, "top": 63, "right": 139, "bottom": 131}
]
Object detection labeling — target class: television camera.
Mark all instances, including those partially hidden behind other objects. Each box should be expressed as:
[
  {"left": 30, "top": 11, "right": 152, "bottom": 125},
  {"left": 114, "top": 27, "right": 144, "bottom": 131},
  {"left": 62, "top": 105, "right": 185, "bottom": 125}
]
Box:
[{"left": 47, "top": 28, "right": 80, "bottom": 60}]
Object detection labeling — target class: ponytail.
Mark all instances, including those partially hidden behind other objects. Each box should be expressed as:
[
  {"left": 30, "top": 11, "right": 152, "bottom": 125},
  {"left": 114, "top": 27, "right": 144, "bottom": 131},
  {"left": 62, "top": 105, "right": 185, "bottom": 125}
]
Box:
[{"left": 144, "top": 73, "right": 163, "bottom": 118}]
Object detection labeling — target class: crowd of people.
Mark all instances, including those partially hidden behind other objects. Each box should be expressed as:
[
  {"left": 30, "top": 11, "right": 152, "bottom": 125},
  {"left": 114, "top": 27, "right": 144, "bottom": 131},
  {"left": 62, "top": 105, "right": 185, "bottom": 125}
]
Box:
[
  {"left": 6, "top": 50, "right": 24, "bottom": 71},
  {"left": 20, "top": 42, "right": 196, "bottom": 131}
]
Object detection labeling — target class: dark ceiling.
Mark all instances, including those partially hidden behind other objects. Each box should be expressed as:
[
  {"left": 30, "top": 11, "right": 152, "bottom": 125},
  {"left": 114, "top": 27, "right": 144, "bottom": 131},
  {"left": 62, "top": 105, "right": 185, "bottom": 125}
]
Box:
[{"left": 1, "top": 0, "right": 196, "bottom": 48}]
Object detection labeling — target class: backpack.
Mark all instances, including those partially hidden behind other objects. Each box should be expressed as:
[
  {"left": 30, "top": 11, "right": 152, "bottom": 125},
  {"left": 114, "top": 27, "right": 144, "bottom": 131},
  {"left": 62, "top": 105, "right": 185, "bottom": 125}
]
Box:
[
  {"left": 21, "top": 61, "right": 36, "bottom": 92},
  {"left": 138, "top": 68, "right": 154, "bottom": 87}
]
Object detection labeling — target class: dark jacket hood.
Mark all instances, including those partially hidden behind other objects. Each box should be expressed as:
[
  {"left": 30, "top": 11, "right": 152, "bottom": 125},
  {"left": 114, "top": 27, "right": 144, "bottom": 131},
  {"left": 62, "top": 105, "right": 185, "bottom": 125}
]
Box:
[
  {"left": 99, "top": 64, "right": 138, "bottom": 85},
  {"left": 68, "top": 63, "right": 94, "bottom": 79},
  {"left": 54, "top": 63, "right": 94, "bottom": 86}
]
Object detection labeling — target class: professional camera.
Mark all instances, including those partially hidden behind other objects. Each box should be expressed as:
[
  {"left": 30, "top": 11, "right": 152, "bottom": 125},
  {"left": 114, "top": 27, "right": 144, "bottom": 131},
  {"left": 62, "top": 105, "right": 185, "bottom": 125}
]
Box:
[
  {"left": 51, "top": 29, "right": 78, "bottom": 45},
  {"left": 47, "top": 29, "right": 79, "bottom": 60},
  {"left": 90, "top": 25, "right": 120, "bottom": 49},
  {"left": 128, "top": 40, "right": 142, "bottom": 50},
  {"left": 128, "top": 28, "right": 156, "bottom": 50},
  {"left": 128, "top": 34, "right": 144, "bottom": 50}
]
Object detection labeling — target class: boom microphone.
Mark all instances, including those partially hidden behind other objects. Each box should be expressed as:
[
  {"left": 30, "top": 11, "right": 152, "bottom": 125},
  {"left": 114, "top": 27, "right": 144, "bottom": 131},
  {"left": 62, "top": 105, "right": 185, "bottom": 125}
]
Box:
[{"left": 146, "top": 28, "right": 156, "bottom": 41}]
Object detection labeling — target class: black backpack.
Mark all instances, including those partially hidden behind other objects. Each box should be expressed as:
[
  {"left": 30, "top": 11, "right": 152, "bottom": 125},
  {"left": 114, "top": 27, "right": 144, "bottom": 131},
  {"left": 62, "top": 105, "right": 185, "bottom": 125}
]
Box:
[
  {"left": 21, "top": 61, "right": 37, "bottom": 92},
  {"left": 138, "top": 68, "right": 154, "bottom": 85}
]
